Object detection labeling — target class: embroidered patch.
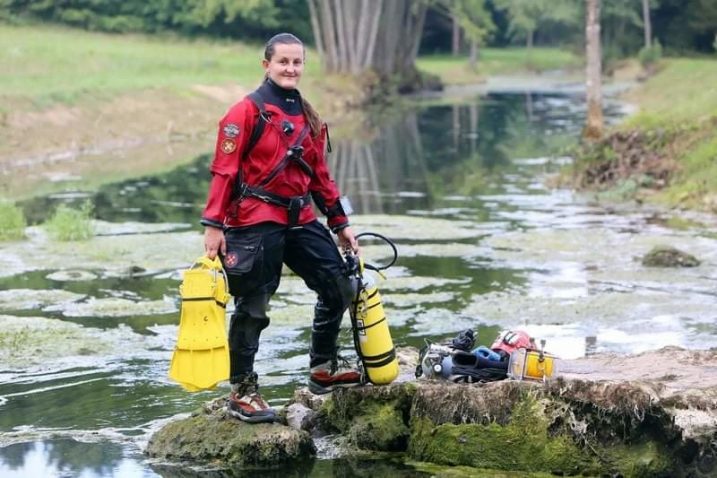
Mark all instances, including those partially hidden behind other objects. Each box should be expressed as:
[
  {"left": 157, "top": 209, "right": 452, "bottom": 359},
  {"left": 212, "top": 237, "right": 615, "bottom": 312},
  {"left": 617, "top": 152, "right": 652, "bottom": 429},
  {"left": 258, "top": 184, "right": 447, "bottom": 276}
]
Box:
[
  {"left": 223, "top": 123, "right": 240, "bottom": 138},
  {"left": 224, "top": 252, "right": 238, "bottom": 268},
  {"left": 221, "top": 138, "right": 237, "bottom": 154}
]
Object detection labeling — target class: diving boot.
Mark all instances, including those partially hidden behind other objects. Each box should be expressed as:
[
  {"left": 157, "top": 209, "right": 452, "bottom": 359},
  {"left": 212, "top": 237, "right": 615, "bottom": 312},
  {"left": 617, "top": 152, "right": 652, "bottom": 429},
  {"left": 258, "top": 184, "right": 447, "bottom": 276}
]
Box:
[
  {"left": 226, "top": 372, "right": 277, "bottom": 423},
  {"left": 308, "top": 357, "right": 362, "bottom": 395}
]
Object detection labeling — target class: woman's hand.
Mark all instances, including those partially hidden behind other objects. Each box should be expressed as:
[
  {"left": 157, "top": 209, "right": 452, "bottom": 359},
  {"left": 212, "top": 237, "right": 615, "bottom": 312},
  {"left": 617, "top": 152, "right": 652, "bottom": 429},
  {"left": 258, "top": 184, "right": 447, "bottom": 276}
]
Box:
[
  {"left": 337, "top": 226, "right": 359, "bottom": 254},
  {"left": 204, "top": 226, "right": 226, "bottom": 259}
]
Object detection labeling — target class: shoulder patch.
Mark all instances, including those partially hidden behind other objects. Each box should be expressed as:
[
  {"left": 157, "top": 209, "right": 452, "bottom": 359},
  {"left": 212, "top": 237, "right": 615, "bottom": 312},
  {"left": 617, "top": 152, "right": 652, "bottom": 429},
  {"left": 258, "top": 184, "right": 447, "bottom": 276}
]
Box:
[
  {"left": 223, "top": 123, "right": 240, "bottom": 138},
  {"left": 220, "top": 138, "right": 237, "bottom": 154}
]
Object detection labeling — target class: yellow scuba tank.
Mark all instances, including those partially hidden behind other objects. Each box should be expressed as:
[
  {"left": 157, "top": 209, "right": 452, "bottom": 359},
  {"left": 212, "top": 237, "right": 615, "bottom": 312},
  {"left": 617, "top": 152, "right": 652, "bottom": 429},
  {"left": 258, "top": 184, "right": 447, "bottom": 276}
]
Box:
[
  {"left": 347, "top": 232, "right": 399, "bottom": 386},
  {"left": 168, "top": 256, "right": 230, "bottom": 392}
]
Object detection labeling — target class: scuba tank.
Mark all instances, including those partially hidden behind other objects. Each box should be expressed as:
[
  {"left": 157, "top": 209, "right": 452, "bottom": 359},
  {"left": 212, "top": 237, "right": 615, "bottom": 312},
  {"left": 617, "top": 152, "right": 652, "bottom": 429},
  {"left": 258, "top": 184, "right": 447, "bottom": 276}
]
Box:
[{"left": 345, "top": 232, "right": 399, "bottom": 386}]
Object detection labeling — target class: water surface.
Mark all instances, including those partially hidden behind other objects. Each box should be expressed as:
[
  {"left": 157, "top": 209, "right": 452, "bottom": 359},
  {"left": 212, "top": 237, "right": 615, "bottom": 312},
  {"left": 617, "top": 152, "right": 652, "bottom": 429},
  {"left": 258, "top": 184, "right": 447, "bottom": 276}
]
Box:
[{"left": 2, "top": 91, "right": 716, "bottom": 476}]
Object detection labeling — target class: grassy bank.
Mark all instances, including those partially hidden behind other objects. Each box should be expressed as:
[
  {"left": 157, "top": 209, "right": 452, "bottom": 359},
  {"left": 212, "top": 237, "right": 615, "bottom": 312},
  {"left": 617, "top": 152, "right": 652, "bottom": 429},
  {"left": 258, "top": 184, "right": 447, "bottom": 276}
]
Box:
[
  {"left": 573, "top": 58, "right": 717, "bottom": 211},
  {"left": 416, "top": 48, "right": 581, "bottom": 85},
  {"left": 0, "top": 23, "right": 321, "bottom": 108},
  {"left": 0, "top": 24, "right": 324, "bottom": 200}
]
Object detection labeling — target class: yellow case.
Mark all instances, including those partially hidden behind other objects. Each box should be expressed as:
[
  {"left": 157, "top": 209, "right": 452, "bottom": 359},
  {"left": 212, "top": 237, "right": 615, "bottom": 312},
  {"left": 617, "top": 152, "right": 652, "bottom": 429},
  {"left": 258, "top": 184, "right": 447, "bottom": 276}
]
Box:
[{"left": 508, "top": 348, "right": 558, "bottom": 382}]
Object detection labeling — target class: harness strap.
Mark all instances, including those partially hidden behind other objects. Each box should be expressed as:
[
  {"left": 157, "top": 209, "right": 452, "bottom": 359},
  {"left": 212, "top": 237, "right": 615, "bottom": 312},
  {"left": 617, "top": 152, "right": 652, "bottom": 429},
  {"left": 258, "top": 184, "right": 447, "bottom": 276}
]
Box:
[
  {"left": 239, "top": 185, "right": 311, "bottom": 228},
  {"left": 256, "top": 124, "right": 312, "bottom": 188}
]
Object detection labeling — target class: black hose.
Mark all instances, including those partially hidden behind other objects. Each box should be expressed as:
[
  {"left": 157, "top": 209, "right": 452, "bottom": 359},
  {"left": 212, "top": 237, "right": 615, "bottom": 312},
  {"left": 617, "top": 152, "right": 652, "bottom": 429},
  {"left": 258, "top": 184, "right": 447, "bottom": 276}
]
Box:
[{"left": 355, "top": 232, "right": 398, "bottom": 271}]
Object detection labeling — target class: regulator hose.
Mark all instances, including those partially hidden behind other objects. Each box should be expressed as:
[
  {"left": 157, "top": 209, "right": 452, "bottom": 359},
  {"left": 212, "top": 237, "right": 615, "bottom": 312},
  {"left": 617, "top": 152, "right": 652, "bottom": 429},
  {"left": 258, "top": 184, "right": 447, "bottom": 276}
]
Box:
[{"left": 354, "top": 231, "right": 398, "bottom": 271}]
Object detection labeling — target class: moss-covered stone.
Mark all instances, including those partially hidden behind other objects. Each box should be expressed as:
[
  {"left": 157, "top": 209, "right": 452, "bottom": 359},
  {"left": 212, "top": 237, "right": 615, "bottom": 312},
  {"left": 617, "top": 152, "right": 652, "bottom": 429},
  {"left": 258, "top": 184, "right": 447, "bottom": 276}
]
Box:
[
  {"left": 318, "top": 383, "right": 416, "bottom": 452},
  {"left": 145, "top": 412, "right": 315, "bottom": 468},
  {"left": 408, "top": 395, "right": 599, "bottom": 475},
  {"left": 593, "top": 441, "right": 674, "bottom": 478},
  {"left": 641, "top": 245, "right": 700, "bottom": 267},
  {"left": 347, "top": 403, "right": 410, "bottom": 451}
]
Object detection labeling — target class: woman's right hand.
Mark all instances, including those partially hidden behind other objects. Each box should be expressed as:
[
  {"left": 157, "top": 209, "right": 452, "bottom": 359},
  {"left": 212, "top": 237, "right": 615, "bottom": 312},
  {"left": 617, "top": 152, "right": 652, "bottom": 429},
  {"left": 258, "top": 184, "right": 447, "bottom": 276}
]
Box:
[{"left": 204, "top": 226, "right": 226, "bottom": 260}]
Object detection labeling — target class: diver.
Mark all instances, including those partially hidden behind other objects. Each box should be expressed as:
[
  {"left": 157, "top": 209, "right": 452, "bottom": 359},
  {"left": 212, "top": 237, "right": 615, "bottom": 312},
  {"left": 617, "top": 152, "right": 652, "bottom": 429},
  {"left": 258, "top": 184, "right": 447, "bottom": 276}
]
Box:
[{"left": 200, "top": 33, "right": 361, "bottom": 423}]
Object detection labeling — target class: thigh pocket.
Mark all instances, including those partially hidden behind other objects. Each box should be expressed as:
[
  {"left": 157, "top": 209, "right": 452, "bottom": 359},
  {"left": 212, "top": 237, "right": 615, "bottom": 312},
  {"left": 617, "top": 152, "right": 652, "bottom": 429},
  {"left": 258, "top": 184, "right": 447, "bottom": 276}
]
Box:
[{"left": 223, "top": 232, "right": 264, "bottom": 276}]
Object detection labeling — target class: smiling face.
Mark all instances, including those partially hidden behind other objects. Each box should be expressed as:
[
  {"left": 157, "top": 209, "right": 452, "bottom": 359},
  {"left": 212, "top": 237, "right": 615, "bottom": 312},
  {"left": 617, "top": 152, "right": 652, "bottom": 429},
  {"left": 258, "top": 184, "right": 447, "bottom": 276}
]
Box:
[{"left": 263, "top": 43, "right": 304, "bottom": 90}]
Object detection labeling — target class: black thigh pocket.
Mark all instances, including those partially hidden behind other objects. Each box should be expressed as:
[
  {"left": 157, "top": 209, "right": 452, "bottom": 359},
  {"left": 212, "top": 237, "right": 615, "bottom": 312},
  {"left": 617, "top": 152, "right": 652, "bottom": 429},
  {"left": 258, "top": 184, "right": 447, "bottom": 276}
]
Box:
[{"left": 222, "top": 231, "right": 264, "bottom": 276}]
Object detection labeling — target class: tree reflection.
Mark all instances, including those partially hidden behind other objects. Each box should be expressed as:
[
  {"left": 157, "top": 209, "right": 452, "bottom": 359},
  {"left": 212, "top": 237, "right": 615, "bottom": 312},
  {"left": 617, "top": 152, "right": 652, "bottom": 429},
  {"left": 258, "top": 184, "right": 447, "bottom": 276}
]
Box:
[
  {"left": 0, "top": 440, "right": 123, "bottom": 477},
  {"left": 0, "top": 441, "right": 34, "bottom": 469},
  {"left": 19, "top": 93, "right": 579, "bottom": 224},
  {"left": 46, "top": 439, "right": 122, "bottom": 477}
]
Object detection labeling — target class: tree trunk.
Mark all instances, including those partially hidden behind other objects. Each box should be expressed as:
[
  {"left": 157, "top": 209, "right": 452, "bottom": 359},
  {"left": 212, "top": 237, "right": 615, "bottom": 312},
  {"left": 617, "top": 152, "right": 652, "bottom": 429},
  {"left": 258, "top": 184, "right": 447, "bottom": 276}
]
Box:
[
  {"left": 642, "top": 0, "right": 652, "bottom": 48},
  {"left": 527, "top": 29, "right": 534, "bottom": 50},
  {"left": 584, "top": 0, "right": 603, "bottom": 141},
  {"left": 452, "top": 14, "right": 461, "bottom": 55},
  {"left": 307, "top": 0, "right": 325, "bottom": 61},
  {"left": 308, "top": 0, "right": 427, "bottom": 87},
  {"left": 469, "top": 40, "right": 478, "bottom": 71}
]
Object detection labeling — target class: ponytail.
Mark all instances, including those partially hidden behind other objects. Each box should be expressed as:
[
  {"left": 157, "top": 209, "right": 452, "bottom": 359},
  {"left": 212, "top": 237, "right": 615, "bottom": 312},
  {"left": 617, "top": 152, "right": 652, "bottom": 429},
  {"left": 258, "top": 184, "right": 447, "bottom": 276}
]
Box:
[{"left": 301, "top": 97, "right": 322, "bottom": 138}]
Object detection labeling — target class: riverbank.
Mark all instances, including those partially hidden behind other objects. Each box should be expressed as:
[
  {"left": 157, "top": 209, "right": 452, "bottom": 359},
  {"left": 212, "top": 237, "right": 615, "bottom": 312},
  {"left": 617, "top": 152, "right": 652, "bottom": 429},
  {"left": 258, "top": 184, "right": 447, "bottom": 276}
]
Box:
[{"left": 570, "top": 58, "right": 717, "bottom": 212}]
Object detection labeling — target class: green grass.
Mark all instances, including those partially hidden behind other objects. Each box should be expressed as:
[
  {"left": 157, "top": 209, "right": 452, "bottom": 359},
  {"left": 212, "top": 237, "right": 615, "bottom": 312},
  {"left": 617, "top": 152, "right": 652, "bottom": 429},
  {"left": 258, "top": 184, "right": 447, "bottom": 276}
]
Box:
[
  {"left": 44, "top": 201, "right": 94, "bottom": 241},
  {"left": 0, "top": 201, "right": 26, "bottom": 241},
  {"left": 624, "top": 58, "right": 717, "bottom": 127},
  {"left": 623, "top": 58, "right": 717, "bottom": 210},
  {"left": 416, "top": 48, "right": 582, "bottom": 85},
  {"left": 0, "top": 23, "right": 320, "bottom": 106},
  {"left": 657, "top": 133, "right": 717, "bottom": 208}
]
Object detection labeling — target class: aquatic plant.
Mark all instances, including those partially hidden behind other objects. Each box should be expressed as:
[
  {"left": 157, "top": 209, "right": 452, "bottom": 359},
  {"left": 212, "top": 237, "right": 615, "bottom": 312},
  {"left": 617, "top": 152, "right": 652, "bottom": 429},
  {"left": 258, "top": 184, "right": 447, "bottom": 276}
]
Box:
[
  {"left": 45, "top": 201, "right": 95, "bottom": 241},
  {"left": 0, "top": 200, "right": 26, "bottom": 241}
]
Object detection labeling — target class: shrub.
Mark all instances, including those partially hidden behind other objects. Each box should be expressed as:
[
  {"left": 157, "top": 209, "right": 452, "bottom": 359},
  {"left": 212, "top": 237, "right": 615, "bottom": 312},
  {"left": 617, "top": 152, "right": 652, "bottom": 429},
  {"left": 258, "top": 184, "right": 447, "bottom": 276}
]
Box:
[
  {"left": 45, "top": 201, "right": 94, "bottom": 241},
  {"left": 638, "top": 40, "right": 663, "bottom": 68},
  {"left": 0, "top": 201, "right": 26, "bottom": 241}
]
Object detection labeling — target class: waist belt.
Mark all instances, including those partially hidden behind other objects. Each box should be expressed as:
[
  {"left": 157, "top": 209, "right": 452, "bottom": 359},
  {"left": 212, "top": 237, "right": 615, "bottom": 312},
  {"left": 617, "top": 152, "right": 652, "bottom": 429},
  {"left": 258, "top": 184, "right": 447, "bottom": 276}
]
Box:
[{"left": 240, "top": 184, "right": 311, "bottom": 228}]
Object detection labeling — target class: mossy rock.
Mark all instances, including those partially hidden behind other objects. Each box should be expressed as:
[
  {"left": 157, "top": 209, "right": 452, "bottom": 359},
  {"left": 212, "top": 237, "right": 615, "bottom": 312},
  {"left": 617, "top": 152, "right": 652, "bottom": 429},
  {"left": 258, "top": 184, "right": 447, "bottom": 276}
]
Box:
[
  {"left": 146, "top": 412, "right": 315, "bottom": 468},
  {"left": 318, "top": 382, "right": 416, "bottom": 452},
  {"left": 347, "top": 403, "right": 410, "bottom": 451},
  {"left": 641, "top": 245, "right": 700, "bottom": 267},
  {"left": 408, "top": 395, "right": 600, "bottom": 475}
]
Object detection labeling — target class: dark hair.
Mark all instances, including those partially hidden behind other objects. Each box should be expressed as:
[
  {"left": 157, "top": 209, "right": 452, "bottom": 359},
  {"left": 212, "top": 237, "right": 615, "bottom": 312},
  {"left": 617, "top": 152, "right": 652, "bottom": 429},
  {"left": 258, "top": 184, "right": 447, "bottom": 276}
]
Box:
[{"left": 264, "top": 33, "right": 322, "bottom": 138}]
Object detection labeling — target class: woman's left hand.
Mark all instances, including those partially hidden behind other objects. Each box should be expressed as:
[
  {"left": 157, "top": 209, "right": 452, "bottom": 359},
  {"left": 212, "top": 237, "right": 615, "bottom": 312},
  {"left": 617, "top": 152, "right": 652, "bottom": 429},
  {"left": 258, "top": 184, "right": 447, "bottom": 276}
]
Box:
[{"left": 337, "top": 226, "right": 359, "bottom": 254}]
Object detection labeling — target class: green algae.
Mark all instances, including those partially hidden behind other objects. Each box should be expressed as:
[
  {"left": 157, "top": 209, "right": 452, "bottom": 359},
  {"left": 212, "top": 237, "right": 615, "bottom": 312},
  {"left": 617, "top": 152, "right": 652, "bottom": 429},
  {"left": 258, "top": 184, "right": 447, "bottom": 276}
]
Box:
[
  {"left": 0, "top": 315, "right": 115, "bottom": 367},
  {"left": 347, "top": 403, "right": 410, "bottom": 451},
  {"left": 0, "top": 288, "right": 86, "bottom": 311},
  {"left": 408, "top": 395, "right": 599, "bottom": 474},
  {"left": 351, "top": 215, "right": 479, "bottom": 241},
  {"left": 319, "top": 384, "right": 416, "bottom": 452},
  {"left": 55, "top": 297, "right": 176, "bottom": 317},
  {"left": 0, "top": 225, "right": 202, "bottom": 279},
  {"left": 591, "top": 441, "right": 673, "bottom": 478},
  {"left": 410, "top": 461, "right": 557, "bottom": 477}
]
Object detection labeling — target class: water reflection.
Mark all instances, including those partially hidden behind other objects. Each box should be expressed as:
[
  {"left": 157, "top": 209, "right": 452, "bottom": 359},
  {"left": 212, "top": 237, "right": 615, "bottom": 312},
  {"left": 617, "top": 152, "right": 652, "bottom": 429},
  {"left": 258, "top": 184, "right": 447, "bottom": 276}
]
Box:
[
  {"left": 151, "top": 456, "right": 430, "bottom": 478},
  {"left": 0, "top": 440, "right": 149, "bottom": 478},
  {"left": 19, "top": 93, "right": 596, "bottom": 224}
]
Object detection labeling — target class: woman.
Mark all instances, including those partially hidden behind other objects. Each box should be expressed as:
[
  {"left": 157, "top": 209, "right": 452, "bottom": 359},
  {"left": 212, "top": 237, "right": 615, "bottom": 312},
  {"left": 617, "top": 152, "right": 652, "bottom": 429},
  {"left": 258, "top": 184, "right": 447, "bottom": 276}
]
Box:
[{"left": 200, "top": 33, "right": 360, "bottom": 424}]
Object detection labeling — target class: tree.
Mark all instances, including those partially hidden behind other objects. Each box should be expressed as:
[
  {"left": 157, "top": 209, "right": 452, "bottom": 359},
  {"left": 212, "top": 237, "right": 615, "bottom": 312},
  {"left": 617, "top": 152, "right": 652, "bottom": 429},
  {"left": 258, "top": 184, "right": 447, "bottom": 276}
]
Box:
[
  {"left": 307, "top": 0, "right": 427, "bottom": 80},
  {"left": 642, "top": 0, "right": 652, "bottom": 48},
  {"left": 432, "top": 0, "right": 494, "bottom": 70},
  {"left": 492, "top": 0, "right": 579, "bottom": 50},
  {"left": 584, "top": 0, "right": 603, "bottom": 141},
  {"left": 449, "top": 0, "right": 494, "bottom": 70}
]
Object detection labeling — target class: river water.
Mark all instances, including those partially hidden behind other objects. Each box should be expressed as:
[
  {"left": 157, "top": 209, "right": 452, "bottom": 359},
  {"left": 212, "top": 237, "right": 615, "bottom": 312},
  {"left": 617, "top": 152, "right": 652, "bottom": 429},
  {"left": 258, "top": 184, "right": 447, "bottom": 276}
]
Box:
[{"left": 1, "top": 90, "right": 716, "bottom": 477}]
